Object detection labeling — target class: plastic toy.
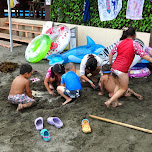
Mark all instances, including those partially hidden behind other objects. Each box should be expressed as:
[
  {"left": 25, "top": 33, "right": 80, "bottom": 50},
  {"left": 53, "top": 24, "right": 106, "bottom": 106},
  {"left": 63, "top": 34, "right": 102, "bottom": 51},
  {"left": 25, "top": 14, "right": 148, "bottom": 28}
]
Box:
[
  {"left": 45, "top": 25, "right": 71, "bottom": 56},
  {"left": 128, "top": 67, "right": 151, "bottom": 78},
  {"left": 47, "top": 36, "right": 105, "bottom": 65},
  {"left": 25, "top": 34, "right": 51, "bottom": 63}
]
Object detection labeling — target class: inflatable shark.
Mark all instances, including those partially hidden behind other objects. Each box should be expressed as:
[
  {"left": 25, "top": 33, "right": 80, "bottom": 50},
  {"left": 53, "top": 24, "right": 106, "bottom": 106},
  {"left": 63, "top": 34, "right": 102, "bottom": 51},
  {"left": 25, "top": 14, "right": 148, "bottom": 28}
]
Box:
[{"left": 47, "top": 36, "right": 105, "bottom": 65}]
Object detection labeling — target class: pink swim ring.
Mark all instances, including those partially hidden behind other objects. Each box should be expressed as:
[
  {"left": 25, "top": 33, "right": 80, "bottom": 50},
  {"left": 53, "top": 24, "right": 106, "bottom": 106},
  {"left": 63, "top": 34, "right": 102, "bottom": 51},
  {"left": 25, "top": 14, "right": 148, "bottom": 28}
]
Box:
[
  {"left": 45, "top": 25, "right": 71, "bottom": 56},
  {"left": 128, "top": 67, "right": 151, "bottom": 78}
]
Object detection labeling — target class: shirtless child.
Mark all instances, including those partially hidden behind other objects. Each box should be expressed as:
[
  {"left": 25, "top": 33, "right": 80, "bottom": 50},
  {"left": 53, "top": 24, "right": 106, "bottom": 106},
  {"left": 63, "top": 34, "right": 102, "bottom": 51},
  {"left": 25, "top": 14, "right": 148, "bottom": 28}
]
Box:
[
  {"left": 8, "top": 64, "right": 35, "bottom": 111},
  {"left": 98, "top": 64, "right": 143, "bottom": 108}
]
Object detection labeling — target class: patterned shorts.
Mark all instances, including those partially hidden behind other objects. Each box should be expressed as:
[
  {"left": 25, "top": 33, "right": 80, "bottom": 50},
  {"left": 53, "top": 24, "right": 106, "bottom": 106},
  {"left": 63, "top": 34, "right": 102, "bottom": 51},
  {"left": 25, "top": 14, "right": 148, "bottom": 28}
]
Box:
[
  {"left": 64, "top": 88, "right": 82, "bottom": 98},
  {"left": 8, "top": 94, "right": 35, "bottom": 104}
]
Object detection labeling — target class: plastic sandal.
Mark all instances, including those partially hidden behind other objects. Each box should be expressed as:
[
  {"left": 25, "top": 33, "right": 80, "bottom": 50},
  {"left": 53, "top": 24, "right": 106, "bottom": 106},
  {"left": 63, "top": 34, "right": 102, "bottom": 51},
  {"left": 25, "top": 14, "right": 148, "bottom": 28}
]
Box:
[
  {"left": 40, "top": 129, "right": 51, "bottom": 142},
  {"left": 81, "top": 119, "right": 91, "bottom": 133},
  {"left": 34, "top": 117, "right": 43, "bottom": 131},
  {"left": 47, "top": 117, "right": 63, "bottom": 128}
]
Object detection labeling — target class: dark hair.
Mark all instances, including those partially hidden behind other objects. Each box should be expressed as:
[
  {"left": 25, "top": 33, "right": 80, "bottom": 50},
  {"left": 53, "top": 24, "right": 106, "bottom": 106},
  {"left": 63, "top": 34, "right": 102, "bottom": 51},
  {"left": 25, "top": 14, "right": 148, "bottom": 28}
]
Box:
[
  {"left": 102, "top": 64, "right": 111, "bottom": 72},
  {"left": 120, "top": 27, "right": 136, "bottom": 40},
  {"left": 86, "top": 54, "right": 97, "bottom": 72},
  {"left": 51, "top": 64, "right": 65, "bottom": 77},
  {"left": 20, "top": 64, "right": 32, "bottom": 75}
]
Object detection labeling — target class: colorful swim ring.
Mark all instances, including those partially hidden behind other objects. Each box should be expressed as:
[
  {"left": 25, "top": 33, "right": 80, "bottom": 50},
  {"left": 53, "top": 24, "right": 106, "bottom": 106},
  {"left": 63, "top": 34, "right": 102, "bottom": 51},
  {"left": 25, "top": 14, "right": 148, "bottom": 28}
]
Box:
[
  {"left": 45, "top": 25, "right": 71, "bottom": 55},
  {"left": 128, "top": 67, "right": 151, "bottom": 78},
  {"left": 25, "top": 34, "right": 51, "bottom": 63}
]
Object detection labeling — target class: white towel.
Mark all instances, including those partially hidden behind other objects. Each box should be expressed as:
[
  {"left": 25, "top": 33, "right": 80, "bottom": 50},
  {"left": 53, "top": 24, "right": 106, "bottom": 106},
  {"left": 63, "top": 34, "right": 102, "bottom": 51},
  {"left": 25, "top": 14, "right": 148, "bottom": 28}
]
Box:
[
  {"left": 98, "top": 0, "right": 122, "bottom": 21},
  {"left": 126, "top": 0, "right": 145, "bottom": 20}
]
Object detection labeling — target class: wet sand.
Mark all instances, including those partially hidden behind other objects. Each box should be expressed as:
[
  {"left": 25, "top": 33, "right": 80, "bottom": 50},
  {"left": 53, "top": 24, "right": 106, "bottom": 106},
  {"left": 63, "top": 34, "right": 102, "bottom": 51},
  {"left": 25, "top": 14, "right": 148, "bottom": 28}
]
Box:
[{"left": 0, "top": 44, "right": 152, "bottom": 152}]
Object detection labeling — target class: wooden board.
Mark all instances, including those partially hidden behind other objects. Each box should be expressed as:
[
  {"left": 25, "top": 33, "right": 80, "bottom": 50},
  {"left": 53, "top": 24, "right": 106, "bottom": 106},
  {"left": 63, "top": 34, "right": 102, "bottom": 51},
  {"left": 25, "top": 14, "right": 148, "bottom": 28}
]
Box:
[
  {"left": 0, "top": 40, "right": 22, "bottom": 48},
  {"left": 0, "top": 33, "right": 32, "bottom": 43},
  {"left": 0, "top": 26, "right": 41, "bottom": 35},
  {"left": 4, "top": 21, "right": 43, "bottom": 28}
]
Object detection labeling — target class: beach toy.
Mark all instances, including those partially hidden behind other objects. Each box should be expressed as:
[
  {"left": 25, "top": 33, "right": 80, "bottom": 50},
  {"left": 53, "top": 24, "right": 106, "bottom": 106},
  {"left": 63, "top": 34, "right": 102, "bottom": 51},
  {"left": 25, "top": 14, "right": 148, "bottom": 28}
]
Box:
[
  {"left": 47, "top": 117, "right": 63, "bottom": 128},
  {"left": 30, "top": 78, "right": 40, "bottom": 83},
  {"left": 81, "top": 119, "right": 91, "bottom": 133},
  {"left": 128, "top": 67, "right": 151, "bottom": 78},
  {"left": 45, "top": 25, "right": 71, "bottom": 56},
  {"left": 40, "top": 129, "right": 51, "bottom": 142},
  {"left": 47, "top": 36, "right": 105, "bottom": 65},
  {"left": 34, "top": 117, "right": 43, "bottom": 131},
  {"left": 25, "top": 34, "right": 51, "bottom": 63}
]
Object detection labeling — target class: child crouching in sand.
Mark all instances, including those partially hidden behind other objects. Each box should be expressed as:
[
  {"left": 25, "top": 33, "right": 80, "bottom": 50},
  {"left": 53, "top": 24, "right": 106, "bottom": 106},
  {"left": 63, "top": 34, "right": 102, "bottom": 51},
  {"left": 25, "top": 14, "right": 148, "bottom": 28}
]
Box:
[
  {"left": 57, "top": 63, "right": 82, "bottom": 105},
  {"left": 8, "top": 64, "right": 35, "bottom": 111},
  {"left": 98, "top": 64, "right": 143, "bottom": 108}
]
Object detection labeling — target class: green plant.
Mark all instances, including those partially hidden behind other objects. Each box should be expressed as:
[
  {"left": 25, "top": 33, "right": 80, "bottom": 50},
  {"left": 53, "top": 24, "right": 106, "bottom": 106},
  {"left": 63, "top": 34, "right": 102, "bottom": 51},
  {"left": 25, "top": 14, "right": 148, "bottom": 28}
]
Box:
[{"left": 50, "top": 0, "right": 152, "bottom": 33}]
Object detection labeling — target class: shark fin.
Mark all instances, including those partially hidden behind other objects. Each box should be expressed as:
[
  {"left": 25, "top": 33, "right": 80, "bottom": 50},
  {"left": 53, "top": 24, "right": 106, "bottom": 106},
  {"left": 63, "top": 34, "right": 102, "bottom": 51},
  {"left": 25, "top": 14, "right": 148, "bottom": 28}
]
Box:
[{"left": 87, "top": 36, "right": 95, "bottom": 45}]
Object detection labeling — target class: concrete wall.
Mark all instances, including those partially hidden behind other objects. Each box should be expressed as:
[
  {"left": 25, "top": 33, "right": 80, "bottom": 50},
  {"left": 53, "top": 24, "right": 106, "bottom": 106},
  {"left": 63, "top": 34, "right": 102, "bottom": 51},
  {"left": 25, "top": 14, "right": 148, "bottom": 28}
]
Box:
[{"left": 0, "top": 18, "right": 151, "bottom": 47}]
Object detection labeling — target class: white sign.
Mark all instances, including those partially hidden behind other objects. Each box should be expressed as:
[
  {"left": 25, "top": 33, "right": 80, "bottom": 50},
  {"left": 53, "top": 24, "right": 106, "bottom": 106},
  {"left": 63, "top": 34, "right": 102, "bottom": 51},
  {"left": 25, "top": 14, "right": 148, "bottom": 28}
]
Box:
[{"left": 46, "top": 0, "right": 51, "bottom": 5}]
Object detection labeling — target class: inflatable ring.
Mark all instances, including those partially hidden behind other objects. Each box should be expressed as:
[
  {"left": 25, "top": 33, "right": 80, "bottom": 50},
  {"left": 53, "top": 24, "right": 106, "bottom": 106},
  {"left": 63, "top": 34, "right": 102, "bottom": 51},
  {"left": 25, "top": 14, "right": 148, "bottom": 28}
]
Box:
[
  {"left": 128, "top": 67, "right": 151, "bottom": 78},
  {"left": 25, "top": 34, "right": 51, "bottom": 63},
  {"left": 45, "top": 25, "right": 71, "bottom": 55}
]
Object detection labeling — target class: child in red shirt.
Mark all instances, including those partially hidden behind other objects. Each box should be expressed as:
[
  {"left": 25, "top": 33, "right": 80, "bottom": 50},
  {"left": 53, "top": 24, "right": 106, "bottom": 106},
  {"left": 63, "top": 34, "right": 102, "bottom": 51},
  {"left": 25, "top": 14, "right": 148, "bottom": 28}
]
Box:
[{"left": 105, "top": 27, "right": 152, "bottom": 108}]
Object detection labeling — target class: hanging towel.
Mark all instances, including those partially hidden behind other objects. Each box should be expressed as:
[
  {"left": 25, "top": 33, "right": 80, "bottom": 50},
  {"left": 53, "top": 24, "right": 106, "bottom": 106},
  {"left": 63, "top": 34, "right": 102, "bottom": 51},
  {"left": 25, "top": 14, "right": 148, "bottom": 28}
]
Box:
[
  {"left": 10, "top": 0, "right": 19, "bottom": 8},
  {"left": 126, "top": 0, "right": 145, "bottom": 20},
  {"left": 98, "top": 0, "right": 122, "bottom": 21},
  {"left": 83, "top": 0, "right": 90, "bottom": 22}
]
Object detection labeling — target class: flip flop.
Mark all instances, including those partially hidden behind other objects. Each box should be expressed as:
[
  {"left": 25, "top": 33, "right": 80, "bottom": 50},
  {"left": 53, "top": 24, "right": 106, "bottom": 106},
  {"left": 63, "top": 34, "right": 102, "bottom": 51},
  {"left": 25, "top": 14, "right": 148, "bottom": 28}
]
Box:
[
  {"left": 40, "top": 129, "right": 51, "bottom": 142},
  {"left": 47, "top": 117, "right": 63, "bottom": 128},
  {"left": 34, "top": 117, "right": 43, "bottom": 131},
  {"left": 81, "top": 119, "right": 91, "bottom": 133}
]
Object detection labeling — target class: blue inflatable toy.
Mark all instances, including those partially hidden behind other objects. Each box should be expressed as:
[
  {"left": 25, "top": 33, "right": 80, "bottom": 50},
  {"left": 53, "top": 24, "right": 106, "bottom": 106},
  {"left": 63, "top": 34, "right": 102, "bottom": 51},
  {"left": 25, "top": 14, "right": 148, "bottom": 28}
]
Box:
[{"left": 47, "top": 36, "right": 105, "bottom": 65}]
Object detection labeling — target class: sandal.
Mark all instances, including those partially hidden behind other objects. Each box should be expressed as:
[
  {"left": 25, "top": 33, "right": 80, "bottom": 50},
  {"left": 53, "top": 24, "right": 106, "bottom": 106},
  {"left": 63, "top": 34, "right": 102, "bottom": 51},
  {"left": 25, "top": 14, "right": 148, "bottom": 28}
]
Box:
[
  {"left": 40, "top": 129, "right": 51, "bottom": 142},
  {"left": 81, "top": 119, "right": 91, "bottom": 133}
]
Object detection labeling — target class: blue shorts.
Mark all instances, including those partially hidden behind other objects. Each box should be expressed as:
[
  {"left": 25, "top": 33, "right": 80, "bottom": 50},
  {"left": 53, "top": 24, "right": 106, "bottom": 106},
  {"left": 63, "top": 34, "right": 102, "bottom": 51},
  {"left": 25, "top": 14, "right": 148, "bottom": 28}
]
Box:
[
  {"left": 8, "top": 94, "right": 35, "bottom": 104},
  {"left": 64, "top": 88, "right": 82, "bottom": 98}
]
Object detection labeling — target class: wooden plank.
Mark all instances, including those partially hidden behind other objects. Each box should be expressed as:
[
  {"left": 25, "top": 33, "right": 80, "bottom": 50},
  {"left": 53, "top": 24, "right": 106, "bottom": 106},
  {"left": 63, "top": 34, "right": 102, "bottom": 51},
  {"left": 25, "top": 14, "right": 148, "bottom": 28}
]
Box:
[
  {"left": 0, "top": 40, "right": 22, "bottom": 48},
  {"left": 0, "top": 26, "right": 41, "bottom": 35},
  {"left": 4, "top": 21, "right": 43, "bottom": 28},
  {"left": 0, "top": 33, "right": 32, "bottom": 43}
]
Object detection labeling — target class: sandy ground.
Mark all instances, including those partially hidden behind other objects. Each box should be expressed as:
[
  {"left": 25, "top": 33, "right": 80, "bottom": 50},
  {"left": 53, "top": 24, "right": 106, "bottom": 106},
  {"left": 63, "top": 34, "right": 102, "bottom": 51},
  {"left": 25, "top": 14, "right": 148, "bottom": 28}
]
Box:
[{"left": 0, "top": 44, "right": 152, "bottom": 152}]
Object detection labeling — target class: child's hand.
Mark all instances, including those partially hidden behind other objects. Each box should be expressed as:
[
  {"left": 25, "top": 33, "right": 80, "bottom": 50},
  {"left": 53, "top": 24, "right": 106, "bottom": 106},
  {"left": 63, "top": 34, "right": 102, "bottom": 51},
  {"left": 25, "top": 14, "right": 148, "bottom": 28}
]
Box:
[
  {"left": 90, "top": 82, "right": 95, "bottom": 89},
  {"left": 49, "top": 90, "right": 55, "bottom": 95}
]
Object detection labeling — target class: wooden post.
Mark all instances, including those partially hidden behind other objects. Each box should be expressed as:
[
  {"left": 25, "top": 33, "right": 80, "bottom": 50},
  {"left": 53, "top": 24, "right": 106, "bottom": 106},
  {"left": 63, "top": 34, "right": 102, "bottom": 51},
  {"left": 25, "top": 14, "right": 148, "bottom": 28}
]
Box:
[
  {"left": 0, "top": 0, "right": 5, "bottom": 18},
  {"left": 149, "top": 28, "right": 152, "bottom": 48},
  {"left": 45, "top": 0, "right": 51, "bottom": 21}
]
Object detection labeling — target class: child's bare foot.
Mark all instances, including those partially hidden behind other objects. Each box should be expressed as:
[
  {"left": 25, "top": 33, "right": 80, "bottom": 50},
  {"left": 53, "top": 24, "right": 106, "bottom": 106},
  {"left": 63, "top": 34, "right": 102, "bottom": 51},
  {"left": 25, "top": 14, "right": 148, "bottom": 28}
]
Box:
[
  {"left": 16, "top": 104, "right": 23, "bottom": 111},
  {"left": 105, "top": 100, "right": 111, "bottom": 108},
  {"left": 98, "top": 92, "right": 104, "bottom": 95},
  {"left": 135, "top": 94, "right": 143, "bottom": 100},
  {"left": 112, "top": 101, "right": 123, "bottom": 108},
  {"left": 62, "top": 98, "right": 72, "bottom": 106}
]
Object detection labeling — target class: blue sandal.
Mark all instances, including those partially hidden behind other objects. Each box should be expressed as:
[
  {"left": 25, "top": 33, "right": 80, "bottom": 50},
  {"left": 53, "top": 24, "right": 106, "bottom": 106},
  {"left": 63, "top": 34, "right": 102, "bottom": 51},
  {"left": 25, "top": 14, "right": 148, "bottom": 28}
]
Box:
[{"left": 40, "top": 129, "right": 51, "bottom": 142}]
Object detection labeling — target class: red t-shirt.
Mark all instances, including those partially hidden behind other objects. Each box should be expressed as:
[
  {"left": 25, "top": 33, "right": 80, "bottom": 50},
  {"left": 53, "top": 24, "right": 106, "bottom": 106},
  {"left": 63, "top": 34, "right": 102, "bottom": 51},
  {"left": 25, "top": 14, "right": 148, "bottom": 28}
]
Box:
[{"left": 111, "top": 39, "right": 147, "bottom": 73}]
